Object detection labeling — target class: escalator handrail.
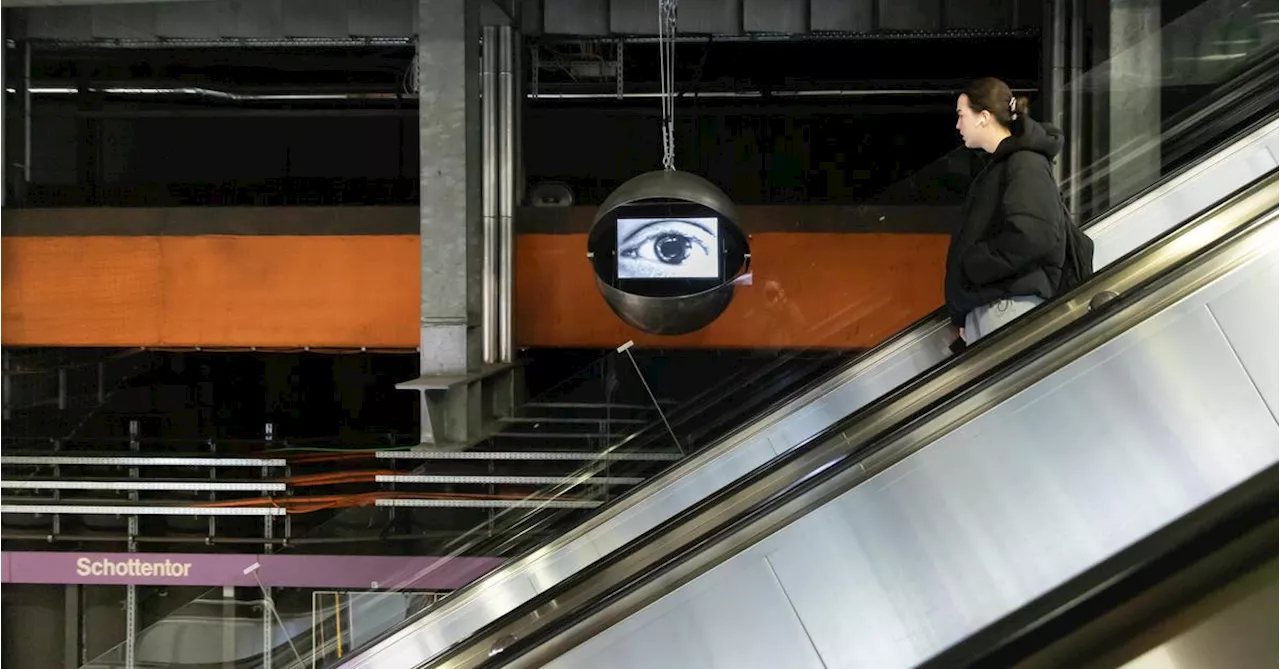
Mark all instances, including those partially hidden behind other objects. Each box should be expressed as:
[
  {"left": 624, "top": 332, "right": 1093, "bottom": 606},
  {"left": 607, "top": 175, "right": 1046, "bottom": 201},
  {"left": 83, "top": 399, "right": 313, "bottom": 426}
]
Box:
[{"left": 403, "top": 173, "right": 1279, "bottom": 669}]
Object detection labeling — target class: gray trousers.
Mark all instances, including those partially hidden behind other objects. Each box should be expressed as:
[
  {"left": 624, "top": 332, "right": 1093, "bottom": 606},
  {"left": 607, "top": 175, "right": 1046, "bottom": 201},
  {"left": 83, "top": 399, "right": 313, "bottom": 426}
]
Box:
[{"left": 962, "top": 296, "right": 1044, "bottom": 345}]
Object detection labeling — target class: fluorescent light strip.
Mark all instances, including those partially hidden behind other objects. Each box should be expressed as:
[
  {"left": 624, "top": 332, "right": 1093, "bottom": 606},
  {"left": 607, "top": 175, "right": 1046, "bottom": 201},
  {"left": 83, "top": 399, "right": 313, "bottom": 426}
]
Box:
[{"left": 0, "top": 480, "right": 286, "bottom": 492}]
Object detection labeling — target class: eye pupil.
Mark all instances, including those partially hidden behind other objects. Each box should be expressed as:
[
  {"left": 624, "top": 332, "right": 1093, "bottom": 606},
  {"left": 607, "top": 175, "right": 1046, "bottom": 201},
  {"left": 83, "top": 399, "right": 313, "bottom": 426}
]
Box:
[{"left": 654, "top": 234, "right": 692, "bottom": 264}]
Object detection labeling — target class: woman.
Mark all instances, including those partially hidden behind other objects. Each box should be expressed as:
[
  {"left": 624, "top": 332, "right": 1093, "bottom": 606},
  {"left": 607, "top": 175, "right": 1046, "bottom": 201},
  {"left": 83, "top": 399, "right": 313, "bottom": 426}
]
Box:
[{"left": 946, "top": 77, "right": 1068, "bottom": 346}]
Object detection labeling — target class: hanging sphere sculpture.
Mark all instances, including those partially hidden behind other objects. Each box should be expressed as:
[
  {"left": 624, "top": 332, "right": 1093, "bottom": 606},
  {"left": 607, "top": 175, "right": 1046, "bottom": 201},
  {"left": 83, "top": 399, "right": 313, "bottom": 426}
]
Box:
[{"left": 587, "top": 170, "right": 751, "bottom": 335}]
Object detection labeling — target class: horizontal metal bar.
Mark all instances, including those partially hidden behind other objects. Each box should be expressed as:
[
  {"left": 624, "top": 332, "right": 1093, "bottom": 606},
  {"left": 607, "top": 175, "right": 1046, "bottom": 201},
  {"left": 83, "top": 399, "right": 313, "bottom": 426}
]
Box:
[
  {"left": 19, "top": 87, "right": 1039, "bottom": 103},
  {"left": 500, "top": 417, "right": 649, "bottom": 425},
  {"left": 28, "top": 30, "right": 1039, "bottom": 51},
  {"left": 496, "top": 432, "right": 617, "bottom": 439},
  {"left": 531, "top": 88, "right": 1037, "bottom": 100},
  {"left": 1, "top": 504, "right": 286, "bottom": 516},
  {"left": 2, "top": 456, "right": 287, "bottom": 467},
  {"left": 377, "top": 475, "right": 645, "bottom": 486},
  {"left": 0, "top": 480, "right": 286, "bottom": 492},
  {"left": 375, "top": 499, "right": 603, "bottom": 510},
  {"left": 565, "top": 29, "right": 1042, "bottom": 44},
  {"left": 376, "top": 451, "right": 682, "bottom": 462},
  {"left": 22, "top": 86, "right": 404, "bottom": 101},
  {"left": 522, "top": 402, "right": 661, "bottom": 410},
  {"left": 32, "top": 37, "right": 416, "bottom": 49},
  {"left": 61, "top": 108, "right": 415, "bottom": 119}
]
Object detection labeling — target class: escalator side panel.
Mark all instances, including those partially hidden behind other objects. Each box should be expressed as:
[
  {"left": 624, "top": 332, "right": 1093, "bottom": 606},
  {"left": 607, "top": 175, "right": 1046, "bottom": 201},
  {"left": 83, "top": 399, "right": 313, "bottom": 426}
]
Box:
[
  {"left": 544, "top": 241, "right": 1280, "bottom": 669},
  {"left": 340, "top": 123, "right": 1280, "bottom": 669},
  {"left": 1090, "top": 124, "right": 1279, "bottom": 269}
]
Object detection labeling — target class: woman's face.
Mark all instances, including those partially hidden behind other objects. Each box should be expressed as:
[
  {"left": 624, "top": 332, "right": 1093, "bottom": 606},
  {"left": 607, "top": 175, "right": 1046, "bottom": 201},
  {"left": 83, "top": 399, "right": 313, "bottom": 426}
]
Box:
[{"left": 955, "top": 94, "right": 991, "bottom": 150}]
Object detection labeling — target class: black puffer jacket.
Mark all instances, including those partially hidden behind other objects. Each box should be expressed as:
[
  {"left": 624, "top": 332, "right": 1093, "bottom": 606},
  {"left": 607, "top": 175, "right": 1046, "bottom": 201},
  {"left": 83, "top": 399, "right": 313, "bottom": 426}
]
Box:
[{"left": 945, "top": 117, "right": 1068, "bottom": 326}]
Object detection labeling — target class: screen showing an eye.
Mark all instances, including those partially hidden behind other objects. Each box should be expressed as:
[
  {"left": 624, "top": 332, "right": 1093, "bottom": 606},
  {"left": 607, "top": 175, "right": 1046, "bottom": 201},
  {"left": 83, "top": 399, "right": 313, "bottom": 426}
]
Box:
[{"left": 616, "top": 217, "right": 721, "bottom": 280}]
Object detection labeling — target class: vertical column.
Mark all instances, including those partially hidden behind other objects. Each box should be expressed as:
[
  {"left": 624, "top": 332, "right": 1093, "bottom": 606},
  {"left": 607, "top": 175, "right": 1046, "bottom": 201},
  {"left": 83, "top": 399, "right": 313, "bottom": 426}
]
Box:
[
  {"left": 20, "top": 41, "right": 29, "bottom": 201},
  {"left": 222, "top": 586, "right": 237, "bottom": 669},
  {"left": 1045, "top": 0, "right": 1068, "bottom": 185},
  {"left": 261, "top": 423, "right": 274, "bottom": 669},
  {"left": 125, "top": 420, "right": 140, "bottom": 669},
  {"left": 14, "top": 39, "right": 26, "bottom": 205},
  {"left": 416, "top": 0, "right": 484, "bottom": 445},
  {"left": 0, "top": 11, "right": 7, "bottom": 209},
  {"left": 2, "top": 350, "right": 12, "bottom": 420},
  {"left": 3, "top": 36, "right": 30, "bottom": 206},
  {"left": 482, "top": 26, "right": 500, "bottom": 364},
  {"left": 76, "top": 68, "right": 101, "bottom": 205},
  {"left": 498, "top": 25, "right": 517, "bottom": 364},
  {"left": 1107, "top": 0, "right": 1161, "bottom": 206},
  {"left": 1068, "top": 0, "right": 1085, "bottom": 215},
  {"left": 64, "top": 585, "right": 82, "bottom": 669}
]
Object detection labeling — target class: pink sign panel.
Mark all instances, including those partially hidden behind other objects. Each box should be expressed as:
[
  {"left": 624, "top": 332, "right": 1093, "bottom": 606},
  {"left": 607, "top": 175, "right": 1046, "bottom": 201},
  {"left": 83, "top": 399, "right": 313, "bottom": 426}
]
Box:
[{"left": 0, "top": 551, "right": 505, "bottom": 590}]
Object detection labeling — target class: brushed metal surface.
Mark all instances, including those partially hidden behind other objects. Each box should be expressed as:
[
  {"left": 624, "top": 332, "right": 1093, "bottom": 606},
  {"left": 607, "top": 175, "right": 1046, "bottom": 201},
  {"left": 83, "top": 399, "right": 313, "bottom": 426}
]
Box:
[
  {"left": 593, "top": 275, "right": 738, "bottom": 336},
  {"left": 592, "top": 170, "right": 739, "bottom": 226},
  {"left": 337, "top": 123, "right": 1279, "bottom": 669},
  {"left": 542, "top": 213, "right": 1279, "bottom": 669}
]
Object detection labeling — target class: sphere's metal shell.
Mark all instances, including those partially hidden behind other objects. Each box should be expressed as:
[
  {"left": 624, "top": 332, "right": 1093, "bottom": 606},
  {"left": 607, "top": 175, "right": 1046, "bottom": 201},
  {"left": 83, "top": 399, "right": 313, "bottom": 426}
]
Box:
[{"left": 588, "top": 171, "right": 747, "bottom": 335}]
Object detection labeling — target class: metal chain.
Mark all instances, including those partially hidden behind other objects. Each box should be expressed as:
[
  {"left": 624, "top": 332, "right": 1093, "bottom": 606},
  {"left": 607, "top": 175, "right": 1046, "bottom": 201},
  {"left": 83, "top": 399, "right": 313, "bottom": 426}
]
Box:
[
  {"left": 530, "top": 45, "right": 539, "bottom": 99},
  {"left": 657, "top": 0, "right": 678, "bottom": 170},
  {"left": 616, "top": 38, "right": 624, "bottom": 100}
]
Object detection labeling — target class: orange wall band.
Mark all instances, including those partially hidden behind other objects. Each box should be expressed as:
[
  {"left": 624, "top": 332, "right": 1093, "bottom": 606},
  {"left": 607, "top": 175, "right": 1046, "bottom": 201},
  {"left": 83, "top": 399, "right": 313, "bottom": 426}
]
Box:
[{"left": 2, "top": 233, "right": 946, "bottom": 349}]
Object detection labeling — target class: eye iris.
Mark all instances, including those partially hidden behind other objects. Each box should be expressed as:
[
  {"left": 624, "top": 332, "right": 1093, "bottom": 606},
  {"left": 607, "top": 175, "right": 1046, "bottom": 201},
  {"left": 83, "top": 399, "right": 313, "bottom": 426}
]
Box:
[{"left": 653, "top": 234, "right": 691, "bottom": 264}]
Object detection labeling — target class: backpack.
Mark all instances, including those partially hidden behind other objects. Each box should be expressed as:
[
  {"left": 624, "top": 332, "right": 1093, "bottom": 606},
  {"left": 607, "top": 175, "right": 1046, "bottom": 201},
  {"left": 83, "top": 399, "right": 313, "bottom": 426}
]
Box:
[
  {"left": 999, "top": 155, "right": 1095, "bottom": 295},
  {"left": 1055, "top": 195, "right": 1095, "bottom": 294}
]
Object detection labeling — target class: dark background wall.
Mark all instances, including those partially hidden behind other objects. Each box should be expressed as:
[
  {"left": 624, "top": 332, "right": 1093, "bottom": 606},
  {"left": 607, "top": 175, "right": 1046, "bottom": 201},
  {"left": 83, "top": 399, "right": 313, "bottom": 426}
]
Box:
[{"left": 16, "top": 35, "right": 1042, "bottom": 208}]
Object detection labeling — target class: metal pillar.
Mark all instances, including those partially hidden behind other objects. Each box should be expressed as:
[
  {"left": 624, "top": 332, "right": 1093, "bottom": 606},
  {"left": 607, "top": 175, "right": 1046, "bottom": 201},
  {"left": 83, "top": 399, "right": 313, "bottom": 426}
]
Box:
[
  {"left": 222, "top": 586, "right": 236, "bottom": 669},
  {"left": 261, "top": 587, "right": 273, "bottom": 669},
  {"left": 482, "top": 26, "right": 500, "bottom": 365},
  {"left": 2, "top": 351, "right": 12, "bottom": 421},
  {"left": 498, "top": 25, "right": 517, "bottom": 364},
  {"left": 20, "top": 40, "right": 29, "bottom": 195},
  {"left": 1068, "top": 0, "right": 1084, "bottom": 216},
  {"left": 0, "top": 11, "right": 6, "bottom": 209},
  {"left": 125, "top": 420, "right": 140, "bottom": 669},
  {"left": 1046, "top": 0, "right": 1068, "bottom": 185},
  {"left": 64, "top": 585, "right": 82, "bottom": 669},
  {"left": 261, "top": 423, "right": 274, "bottom": 669},
  {"left": 3, "top": 36, "right": 30, "bottom": 207}
]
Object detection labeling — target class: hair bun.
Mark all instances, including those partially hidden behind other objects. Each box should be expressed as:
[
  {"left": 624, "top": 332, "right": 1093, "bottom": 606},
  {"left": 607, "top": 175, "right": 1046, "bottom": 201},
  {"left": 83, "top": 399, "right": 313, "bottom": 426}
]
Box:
[{"left": 1012, "top": 96, "right": 1031, "bottom": 119}]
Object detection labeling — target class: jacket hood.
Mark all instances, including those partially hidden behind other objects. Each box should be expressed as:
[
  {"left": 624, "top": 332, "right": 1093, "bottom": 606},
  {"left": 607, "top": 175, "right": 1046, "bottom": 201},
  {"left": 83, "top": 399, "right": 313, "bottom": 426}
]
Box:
[{"left": 992, "top": 116, "right": 1063, "bottom": 163}]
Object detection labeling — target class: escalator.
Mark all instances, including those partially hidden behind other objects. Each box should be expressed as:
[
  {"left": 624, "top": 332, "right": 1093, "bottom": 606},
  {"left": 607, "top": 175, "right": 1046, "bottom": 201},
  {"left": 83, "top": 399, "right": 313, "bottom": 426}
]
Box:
[
  {"left": 321, "top": 3, "right": 1277, "bottom": 667},
  {"left": 421, "top": 170, "right": 1278, "bottom": 669}
]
